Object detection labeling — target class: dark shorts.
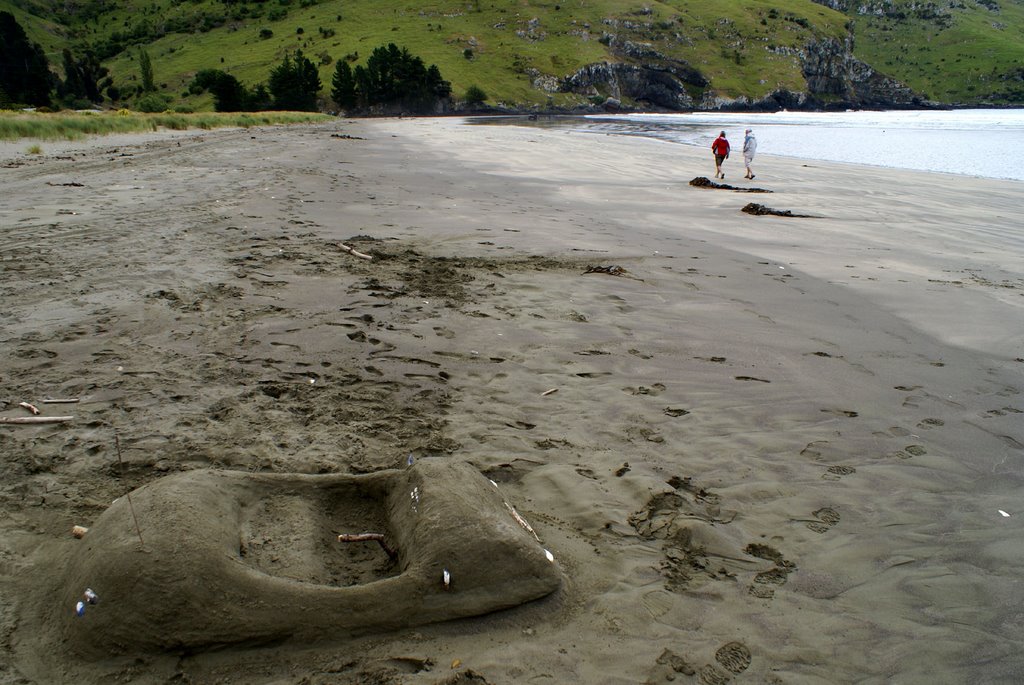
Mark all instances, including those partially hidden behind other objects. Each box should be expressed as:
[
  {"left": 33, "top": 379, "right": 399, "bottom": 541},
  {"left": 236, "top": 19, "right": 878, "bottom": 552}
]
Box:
[{"left": 714, "top": 154, "right": 726, "bottom": 165}]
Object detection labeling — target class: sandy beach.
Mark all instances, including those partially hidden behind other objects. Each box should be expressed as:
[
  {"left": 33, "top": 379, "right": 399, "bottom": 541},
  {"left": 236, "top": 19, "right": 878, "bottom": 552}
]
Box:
[{"left": 1, "top": 117, "right": 1022, "bottom": 684}]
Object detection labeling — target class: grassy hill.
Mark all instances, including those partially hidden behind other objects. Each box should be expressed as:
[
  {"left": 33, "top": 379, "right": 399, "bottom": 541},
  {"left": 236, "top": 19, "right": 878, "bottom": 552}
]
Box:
[
  {"left": 3, "top": 0, "right": 1022, "bottom": 110},
  {"left": 847, "top": 0, "right": 1024, "bottom": 103}
]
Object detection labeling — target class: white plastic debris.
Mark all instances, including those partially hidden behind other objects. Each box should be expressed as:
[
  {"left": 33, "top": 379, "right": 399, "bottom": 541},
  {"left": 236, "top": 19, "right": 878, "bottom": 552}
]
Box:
[
  {"left": 84, "top": 588, "right": 98, "bottom": 604},
  {"left": 442, "top": 568, "right": 451, "bottom": 590},
  {"left": 544, "top": 549, "right": 555, "bottom": 563},
  {"left": 75, "top": 601, "right": 85, "bottom": 617},
  {"left": 999, "top": 510, "right": 1011, "bottom": 517}
]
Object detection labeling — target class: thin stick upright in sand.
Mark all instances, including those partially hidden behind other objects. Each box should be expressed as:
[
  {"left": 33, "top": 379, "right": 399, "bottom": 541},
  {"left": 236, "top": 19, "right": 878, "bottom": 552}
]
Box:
[{"left": 115, "top": 432, "right": 145, "bottom": 547}]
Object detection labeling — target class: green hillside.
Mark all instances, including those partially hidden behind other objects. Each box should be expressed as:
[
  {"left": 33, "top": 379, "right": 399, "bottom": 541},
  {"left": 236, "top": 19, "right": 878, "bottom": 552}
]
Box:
[
  {"left": 848, "top": 0, "right": 1024, "bottom": 103},
  {"left": 3, "top": 0, "right": 1022, "bottom": 110}
]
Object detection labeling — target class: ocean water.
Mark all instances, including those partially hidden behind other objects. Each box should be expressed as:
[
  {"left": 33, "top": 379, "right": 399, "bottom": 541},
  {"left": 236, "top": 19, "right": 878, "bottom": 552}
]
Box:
[{"left": 474, "top": 109, "right": 1024, "bottom": 181}]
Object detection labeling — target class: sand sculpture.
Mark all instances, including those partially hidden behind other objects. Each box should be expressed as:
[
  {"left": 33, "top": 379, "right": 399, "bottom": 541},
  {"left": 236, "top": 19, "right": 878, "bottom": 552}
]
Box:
[{"left": 61, "top": 459, "right": 561, "bottom": 656}]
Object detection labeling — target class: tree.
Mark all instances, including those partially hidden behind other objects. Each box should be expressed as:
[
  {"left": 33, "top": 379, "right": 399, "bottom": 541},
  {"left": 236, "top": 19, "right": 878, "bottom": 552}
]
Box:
[
  {"left": 139, "top": 48, "right": 155, "bottom": 93},
  {"left": 268, "top": 50, "right": 321, "bottom": 111},
  {"left": 0, "top": 11, "right": 54, "bottom": 107},
  {"left": 331, "top": 60, "right": 356, "bottom": 109},
  {"left": 343, "top": 43, "right": 451, "bottom": 114},
  {"left": 191, "top": 69, "right": 252, "bottom": 112},
  {"left": 58, "top": 48, "right": 108, "bottom": 105}
]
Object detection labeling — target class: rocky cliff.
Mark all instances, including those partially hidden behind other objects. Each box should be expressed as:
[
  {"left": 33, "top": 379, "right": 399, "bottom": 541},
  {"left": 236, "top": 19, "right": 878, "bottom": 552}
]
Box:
[{"left": 561, "top": 31, "right": 924, "bottom": 112}]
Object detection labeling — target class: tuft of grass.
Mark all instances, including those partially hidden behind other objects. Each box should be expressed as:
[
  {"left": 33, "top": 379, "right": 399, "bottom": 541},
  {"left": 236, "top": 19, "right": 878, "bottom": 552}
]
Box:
[
  {"left": 0, "top": 110, "right": 331, "bottom": 142},
  {"left": 26, "top": 143, "right": 42, "bottom": 154}
]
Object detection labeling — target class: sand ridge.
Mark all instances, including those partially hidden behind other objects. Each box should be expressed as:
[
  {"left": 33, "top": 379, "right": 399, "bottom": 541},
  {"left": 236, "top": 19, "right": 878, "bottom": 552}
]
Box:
[{"left": 1, "top": 118, "right": 1022, "bottom": 683}]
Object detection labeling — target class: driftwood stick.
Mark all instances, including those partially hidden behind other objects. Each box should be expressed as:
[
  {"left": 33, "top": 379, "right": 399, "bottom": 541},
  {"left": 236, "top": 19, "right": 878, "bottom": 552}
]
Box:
[
  {"left": 115, "top": 432, "right": 145, "bottom": 547},
  {"left": 42, "top": 398, "right": 80, "bottom": 404},
  {"left": 19, "top": 402, "right": 40, "bottom": 415},
  {"left": 337, "top": 532, "right": 397, "bottom": 560},
  {"left": 0, "top": 415, "right": 74, "bottom": 424},
  {"left": 338, "top": 243, "right": 373, "bottom": 260}
]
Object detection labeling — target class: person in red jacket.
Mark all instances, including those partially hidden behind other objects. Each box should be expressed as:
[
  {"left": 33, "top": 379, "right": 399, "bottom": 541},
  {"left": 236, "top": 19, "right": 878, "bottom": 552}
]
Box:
[{"left": 711, "top": 131, "right": 730, "bottom": 179}]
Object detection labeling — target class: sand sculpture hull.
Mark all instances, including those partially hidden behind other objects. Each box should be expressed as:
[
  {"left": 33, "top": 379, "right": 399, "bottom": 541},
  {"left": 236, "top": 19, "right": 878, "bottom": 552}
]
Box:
[{"left": 61, "top": 459, "right": 561, "bottom": 656}]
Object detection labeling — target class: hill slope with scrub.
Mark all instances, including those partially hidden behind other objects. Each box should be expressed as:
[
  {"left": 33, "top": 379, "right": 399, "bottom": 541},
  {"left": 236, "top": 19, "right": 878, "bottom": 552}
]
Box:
[{"left": 2, "top": 0, "right": 1022, "bottom": 112}]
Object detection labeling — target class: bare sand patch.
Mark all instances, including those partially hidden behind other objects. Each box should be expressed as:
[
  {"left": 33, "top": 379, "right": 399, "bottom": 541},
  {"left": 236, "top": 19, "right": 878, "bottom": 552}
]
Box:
[{"left": 1, "top": 118, "right": 1022, "bottom": 684}]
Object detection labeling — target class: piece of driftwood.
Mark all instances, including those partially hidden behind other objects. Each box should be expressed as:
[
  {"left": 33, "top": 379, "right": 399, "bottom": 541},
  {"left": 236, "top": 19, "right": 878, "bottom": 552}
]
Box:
[
  {"left": 337, "top": 532, "right": 398, "bottom": 560},
  {"left": 42, "top": 398, "right": 80, "bottom": 404},
  {"left": 338, "top": 244, "right": 372, "bottom": 260},
  {"left": 19, "top": 402, "right": 40, "bottom": 415},
  {"left": 0, "top": 415, "right": 73, "bottom": 424},
  {"left": 541, "top": 388, "right": 559, "bottom": 396}
]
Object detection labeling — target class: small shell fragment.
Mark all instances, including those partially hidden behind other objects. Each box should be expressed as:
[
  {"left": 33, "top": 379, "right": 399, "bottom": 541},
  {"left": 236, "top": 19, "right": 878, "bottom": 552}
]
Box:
[
  {"left": 451, "top": 658, "right": 462, "bottom": 669},
  {"left": 72, "top": 525, "right": 89, "bottom": 539},
  {"left": 544, "top": 549, "right": 555, "bottom": 563},
  {"left": 442, "top": 568, "right": 451, "bottom": 590},
  {"left": 999, "top": 510, "right": 1010, "bottom": 517}
]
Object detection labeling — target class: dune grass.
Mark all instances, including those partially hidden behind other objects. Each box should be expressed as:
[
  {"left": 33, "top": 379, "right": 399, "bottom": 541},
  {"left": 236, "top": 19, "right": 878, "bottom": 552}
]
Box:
[{"left": 0, "top": 110, "right": 331, "bottom": 141}]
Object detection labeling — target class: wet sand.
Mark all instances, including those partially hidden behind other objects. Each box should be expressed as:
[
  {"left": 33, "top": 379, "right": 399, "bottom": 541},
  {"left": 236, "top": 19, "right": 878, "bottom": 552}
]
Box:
[{"left": 1, "top": 117, "right": 1023, "bottom": 684}]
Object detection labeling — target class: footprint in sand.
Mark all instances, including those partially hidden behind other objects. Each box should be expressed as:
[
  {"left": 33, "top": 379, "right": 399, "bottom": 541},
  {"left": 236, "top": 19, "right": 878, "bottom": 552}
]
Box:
[
  {"left": 694, "top": 641, "right": 755, "bottom": 684},
  {"left": 888, "top": 443, "right": 928, "bottom": 459},
  {"left": 715, "top": 641, "right": 753, "bottom": 675},
  {"left": 630, "top": 481, "right": 737, "bottom": 592},
  {"left": 746, "top": 543, "right": 796, "bottom": 599},
  {"left": 822, "top": 464, "right": 856, "bottom": 481},
  {"left": 654, "top": 649, "right": 696, "bottom": 678},
  {"left": 917, "top": 418, "right": 944, "bottom": 428},
  {"left": 630, "top": 383, "right": 666, "bottom": 396},
  {"left": 805, "top": 507, "right": 841, "bottom": 533},
  {"left": 652, "top": 641, "right": 750, "bottom": 684}
]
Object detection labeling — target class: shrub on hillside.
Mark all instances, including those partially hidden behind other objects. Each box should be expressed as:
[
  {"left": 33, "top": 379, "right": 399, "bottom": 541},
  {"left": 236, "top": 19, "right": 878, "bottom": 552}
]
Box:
[
  {"left": 136, "top": 92, "right": 171, "bottom": 112},
  {"left": 464, "top": 85, "right": 487, "bottom": 105}
]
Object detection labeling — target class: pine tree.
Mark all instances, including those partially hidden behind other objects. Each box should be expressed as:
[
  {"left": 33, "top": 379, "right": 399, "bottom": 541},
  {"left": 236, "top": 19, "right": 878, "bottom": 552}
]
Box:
[
  {"left": 331, "top": 61, "right": 357, "bottom": 109},
  {"left": 268, "top": 50, "right": 321, "bottom": 111},
  {"left": 0, "top": 11, "right": 54, "bottom": 107}
]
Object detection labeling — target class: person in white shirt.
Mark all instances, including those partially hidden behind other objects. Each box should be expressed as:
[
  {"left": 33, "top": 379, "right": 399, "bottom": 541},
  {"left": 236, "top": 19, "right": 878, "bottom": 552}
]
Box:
[{"left": 743, "top": 129, "right": 757, "bottom": 180}]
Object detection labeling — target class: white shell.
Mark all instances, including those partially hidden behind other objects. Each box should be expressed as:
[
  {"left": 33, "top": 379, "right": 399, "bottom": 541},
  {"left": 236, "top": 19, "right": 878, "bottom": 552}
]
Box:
[
  {"left": 544, "top": 549, "right": 555, "bottom": 563},
  {"left": 443, "top": 568, "right": 451, "bottom": 589}
]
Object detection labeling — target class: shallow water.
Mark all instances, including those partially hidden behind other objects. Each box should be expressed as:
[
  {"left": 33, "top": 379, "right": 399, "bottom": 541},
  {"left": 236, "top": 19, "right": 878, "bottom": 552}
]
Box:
[{"left": 471, "top": 109, "right": 1024, "bottom": 181}]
